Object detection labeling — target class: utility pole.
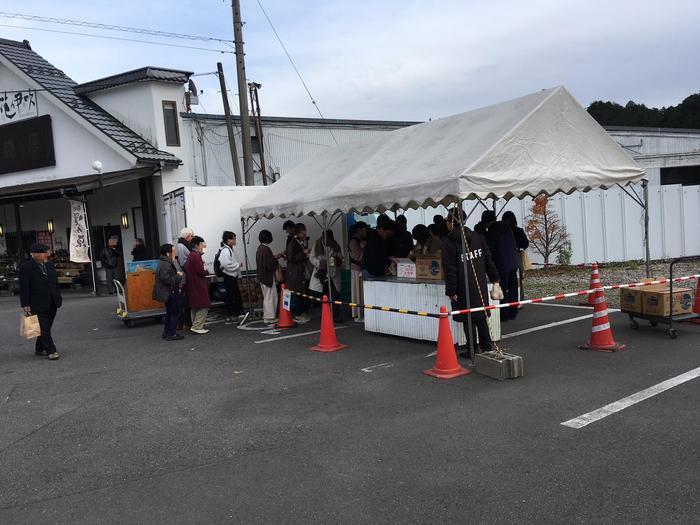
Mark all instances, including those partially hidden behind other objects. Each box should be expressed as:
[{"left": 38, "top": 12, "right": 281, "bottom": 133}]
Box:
[
  {"left": 216, "top": 62, "right": 242, "bottom": 186},
  {"left": 231, "top": 0, "right": 255, "bottom": 186},
  {"left": 248, "top": 82, "right": 269, "bottom": 185}
]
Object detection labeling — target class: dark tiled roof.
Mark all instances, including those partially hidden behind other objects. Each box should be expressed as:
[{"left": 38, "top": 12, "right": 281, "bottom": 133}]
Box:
[
  {"left": 74, "top": 66, "right": 193, "bottom": 95},
  {"left": 0, "top": 39, "right": 180, "bottom": 165}
]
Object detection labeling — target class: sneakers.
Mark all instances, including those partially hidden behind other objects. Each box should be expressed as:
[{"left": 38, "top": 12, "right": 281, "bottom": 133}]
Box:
[
  {"left": 264, "top": 318, "right": 279, "bottom": 325},
  {"left": 48, "top": 352, "right": 60, "bottom": 360},
  {"left": 166, "top": 334, "right": 185, "bottom": 341},
  {"left": 190, "top": 328, "right": 210, "bottom": 335},
  {"left": 294, "top": 314, "right": 310, "bottom": 324},
  {"left": 35, "top": 350, "right": 49, "bottom": 357}
]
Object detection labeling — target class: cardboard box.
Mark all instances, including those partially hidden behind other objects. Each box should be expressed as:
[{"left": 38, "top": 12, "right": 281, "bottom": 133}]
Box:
[
  {"left": 642, "top": 285, "right": 694, "bottom": 317},
  {"left": 620, "top": 288, "right": 643, "bottom": 313},
  {"left": 395, "top": 258, "right": 416, "bottom": 279},
  {"left": 415, "top": 255, "right": 444, "bottom": 280}
]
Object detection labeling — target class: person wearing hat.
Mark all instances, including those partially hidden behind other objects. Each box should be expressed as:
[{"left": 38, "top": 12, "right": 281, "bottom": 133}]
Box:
[{"left": 19, "top": 244, "right": 63, "bottom": 360}]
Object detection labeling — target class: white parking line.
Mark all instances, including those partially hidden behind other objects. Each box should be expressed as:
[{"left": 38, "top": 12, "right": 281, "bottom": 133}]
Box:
[
  {"left": 361, "top": 362, "right": 394, "bottom": 373},
  {"left": 531, "top": 302, "right": 593, "bottom": 310},
  {"left": 561, "top": 367, "right": 700, "bottom": 429},
  {"left": 254, "top": 325, "right": 351, "bottom": 344}
]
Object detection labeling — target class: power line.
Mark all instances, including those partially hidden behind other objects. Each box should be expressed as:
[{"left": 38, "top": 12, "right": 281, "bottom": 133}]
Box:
[
  {"left": 0, "top": 23, "right": 234, "bottom": 54},
  {"left": 255, "top": 0, "right": 338, "bottom": 144},
  {"left": 0, "top": 11, "right": 233, "bottom": 43}
]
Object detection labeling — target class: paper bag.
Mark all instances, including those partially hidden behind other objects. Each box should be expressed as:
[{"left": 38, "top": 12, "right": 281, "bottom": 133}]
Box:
[
  {"left": 20, "top": 314, "right": 41, "bottom": 339},
  {"left": 520, "top": 250, "right": 532, "bottom": 272}
]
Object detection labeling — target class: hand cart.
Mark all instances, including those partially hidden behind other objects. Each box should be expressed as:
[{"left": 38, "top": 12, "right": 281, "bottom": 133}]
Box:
[
  {"left": 624, "top": 257, "right": 699, "bottom": 338},
  {"left": 114, "top": 279, "right": 165, "bottom": 327}
]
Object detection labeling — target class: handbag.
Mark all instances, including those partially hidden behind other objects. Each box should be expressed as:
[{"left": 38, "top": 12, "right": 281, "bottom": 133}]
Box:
[
  {"left": 520, "top": 250, "right": 532, "bottom": 272},
  {"left": 20, "top": 314, "right": 41, "bottom": 339},
  {"left": 490, "top": 282, "right": 505, "bottom": 301}
]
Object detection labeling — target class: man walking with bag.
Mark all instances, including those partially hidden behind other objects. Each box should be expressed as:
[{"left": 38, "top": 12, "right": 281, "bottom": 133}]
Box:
[{"left": 19, "top": 244, "right": 63, "bottom": 360}]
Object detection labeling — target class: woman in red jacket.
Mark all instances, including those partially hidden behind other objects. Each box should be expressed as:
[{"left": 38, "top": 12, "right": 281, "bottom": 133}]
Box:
[{"left": 185, "top": 236, "right": 211, "bottom": 334}]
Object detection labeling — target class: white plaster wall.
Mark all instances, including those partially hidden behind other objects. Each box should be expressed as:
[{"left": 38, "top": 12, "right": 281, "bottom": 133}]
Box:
[
  {"left": 89, "top": 83, "right": 157, "bottom": 145},
  {"left": 0, "top": 63, "right": 136, "bottom": 188}
]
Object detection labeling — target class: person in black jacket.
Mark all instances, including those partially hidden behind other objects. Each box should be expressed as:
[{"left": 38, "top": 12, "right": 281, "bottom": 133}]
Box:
[
  {"left": 285, "top": 223, "right": 311, "bottom": 323},
  {"left": 481, "top": 210, "right": 520, "bottom": 320},
  {"left": 19, "top": 244, "right": 63, "bottom": 360},
  {"left": 442, "top": 209, "right": 500, "bottom": 358},
  {"left": 392, "top": 215, "right": 414, "bottom": 258},
  {"left": 131, "top": 238, "right": 148, "bottom": 262},
  {"left": 503, "top": 211, "right": 530, "bottom": 301},
  {"left": 362, "top": 219, "right": 395, "bottom": 277},
  {"left": 100, "top": 237, "right": 121, "bottom": 294},
  {"left": 153, "top": 243, "right": 184, "bottom": 341}
]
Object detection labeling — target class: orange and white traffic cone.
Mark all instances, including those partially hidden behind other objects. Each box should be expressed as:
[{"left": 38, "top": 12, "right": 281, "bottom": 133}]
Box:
[
  {"left": 311, "top": 295, "right": 348, "bottom": 352},
  {"left": 424, "top": 307, "right": 471, "bottom": 379},
  {"left": 579, "top": 287, "right": 625, "bottom": 352},
  {"left": 275, "top": 284, "right": 295, "bottom": 330},
  {"left": 583, "top": 262, "right": 600, "bottom": 306}
]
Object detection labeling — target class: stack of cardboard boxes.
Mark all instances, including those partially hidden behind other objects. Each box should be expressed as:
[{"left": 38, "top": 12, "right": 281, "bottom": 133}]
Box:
[{"left": 620, "top": 284, "right": 695, "bottom": 317}]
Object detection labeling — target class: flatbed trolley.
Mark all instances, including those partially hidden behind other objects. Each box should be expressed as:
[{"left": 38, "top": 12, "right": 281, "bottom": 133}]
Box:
[
  {"left": 114, "top": 280, "right": 165, "bottom": 327},
  {"left": 624, "top": 258, "right": 699, "bottom": 339}
]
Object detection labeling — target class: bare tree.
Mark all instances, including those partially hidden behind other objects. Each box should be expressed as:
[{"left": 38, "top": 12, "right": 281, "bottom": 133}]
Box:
[{"left": 525, "top": 194, "right": 570, "bottom": 265}]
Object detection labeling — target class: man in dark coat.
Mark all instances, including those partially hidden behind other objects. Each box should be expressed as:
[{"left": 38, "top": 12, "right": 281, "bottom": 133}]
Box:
[
  {"left": 481, "top": 210, "right": 520, "bottom": 320},
  {"left": 362, "top": 219, "right": 395, "bottom": 277},
  {"left": 100, "top": 237, "right": 121, "bottom": 294},
  {"left": 19, "top": 244, "right": 63, "bottom": 360},
  {"left": 442, "top": 210, "right": 500, "bottom": 358}
]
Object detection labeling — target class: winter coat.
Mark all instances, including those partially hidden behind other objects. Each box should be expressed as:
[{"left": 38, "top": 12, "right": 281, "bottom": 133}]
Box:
[
  {"left": 392, "top": 230, "right": 414, "bottom": 258},
  {"left": 19, "top": 260, "right": 62, "bottom": 314},
  {"left": 153, "top": 255, "right": 181, "bottom": 302},
  {"left": 100, "top": 246, "right": 119, "bottom": 269},
  {"left": 131, "top": 244, "right": 148, "bottom": 262},
  {"left": 513, "top": 226, "right": 530, "bottom": 251},
  {"left": 176, "top": 238, "right": 191, "bottom": 270},
  {"left": 256, "top": 243, "right": 278, "bottom": 287},
  {"left": 285, "top": 237, "right": 308, "bottom": 293},
  {"left": 218, "top": 244, "right": 242, "bottom": 278},
  {"left": 362, "top": 229, "right": 390, "bottom": 277},
  {"left": 184, "top": 250, "right": 211, "bottom": 309},
  {"left": 442, "top": 227, "right": 499, "bottom": 322},
  {"left": 485, "top": 221, "right": 519, "bottom": 276},
  {"left": 414, "top": 232, "right": 442, "bottom": 256}
]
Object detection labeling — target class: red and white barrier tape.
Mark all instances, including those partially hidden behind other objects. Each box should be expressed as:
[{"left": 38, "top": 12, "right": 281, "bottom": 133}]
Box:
[{"left": 448, "top": 274, "right": 700, "bottom": 316}]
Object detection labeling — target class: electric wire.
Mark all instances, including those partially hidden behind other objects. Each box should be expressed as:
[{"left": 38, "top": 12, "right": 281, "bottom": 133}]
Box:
[
  {"left": 0, "top": 11, "right": 233, "bottom": 43},
  {"left": 255, "top": 0, "right": 337, "bottom": 144},
  {"left": 0, "top": 23, "right": 234, "bottom": 54}
]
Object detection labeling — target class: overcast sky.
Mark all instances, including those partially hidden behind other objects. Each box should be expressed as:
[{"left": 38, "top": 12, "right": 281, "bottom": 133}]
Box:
[{"left": 2, "top": 0, "right": 699, "bottom": 121}]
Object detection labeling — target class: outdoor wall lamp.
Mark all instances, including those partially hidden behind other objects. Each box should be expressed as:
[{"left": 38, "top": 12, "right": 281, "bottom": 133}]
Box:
[
  {"left": 0, "top": 223, "right": 4, "bottom": 237},
  {"left": 47, "top": 219, "right": 54, "bottom": 234},
  {"left": 121, "top": 213, "right": 129, "bottom": 229}
]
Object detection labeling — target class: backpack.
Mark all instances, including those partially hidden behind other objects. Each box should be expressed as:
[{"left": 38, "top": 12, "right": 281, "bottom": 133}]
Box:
[{"left": 214, "top": 247, "right": 225, "bottom": 277}]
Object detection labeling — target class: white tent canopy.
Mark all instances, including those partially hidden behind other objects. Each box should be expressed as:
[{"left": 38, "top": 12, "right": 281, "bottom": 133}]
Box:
[{"left": 241, "top": 86, "right": 646, "bottom": 219}]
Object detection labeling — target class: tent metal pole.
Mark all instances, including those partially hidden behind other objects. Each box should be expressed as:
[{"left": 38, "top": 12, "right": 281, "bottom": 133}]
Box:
[
  {"left": 240, "top": 217, "right": 255, "bottom": 316},
  {"left": 643, "top": 180, "right": 651, "bottom": 278},
  {"left": 457, "top": 200, "right": 476, "bottom": 360},
  {"left": 322, "top": 212, "right": 333, "bottom": 302}
]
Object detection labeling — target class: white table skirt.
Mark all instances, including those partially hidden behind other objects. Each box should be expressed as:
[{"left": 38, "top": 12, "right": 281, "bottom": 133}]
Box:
[{"left": 363, "top": 278, "right": 501, "bottom": 345}]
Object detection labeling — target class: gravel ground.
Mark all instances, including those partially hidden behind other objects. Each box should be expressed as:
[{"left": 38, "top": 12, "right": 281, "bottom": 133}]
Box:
[{"left": 523, "top": 258, "right": 700, "bottom": 308}]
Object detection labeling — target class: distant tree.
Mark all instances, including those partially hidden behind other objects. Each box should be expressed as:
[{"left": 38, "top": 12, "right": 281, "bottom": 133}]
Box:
[
  {"left": 587, "top": 92, "right": 700, "bottom": 129},
  {"left": 525, "top": 195, "right": 570, "bottom": 266}
]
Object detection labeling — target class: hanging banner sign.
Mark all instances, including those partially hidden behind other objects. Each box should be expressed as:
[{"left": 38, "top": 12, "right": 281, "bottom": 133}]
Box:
[
  {"left": 69, "top": 200, "right": 91, "bottom": 263},
  {"left": 0, "top": 89, "right": 37, "bottom": 124}
]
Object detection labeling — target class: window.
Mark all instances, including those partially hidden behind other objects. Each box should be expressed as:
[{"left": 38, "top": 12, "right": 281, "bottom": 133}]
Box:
[
  {"left": 162, "top": 101, "right": 180, "bottom": 147},
  {"left": 660, "top": 166, "right": 700, "bottom": 186}
]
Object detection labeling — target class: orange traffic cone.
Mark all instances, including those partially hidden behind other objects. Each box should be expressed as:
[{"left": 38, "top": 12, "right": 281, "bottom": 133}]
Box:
[
  {"left": 424, "top": 307, "right": 471, "bottom": 379},
  {"left": 275, "top": 284, "right": 295, "bottom": 329},
  {"left": 584, "top": 262, "right": 600, "bottom": 306},
  {"left": 579, "top": 287, "right": 625, "bottom": 352},
  {"left": 311, "top": 295, "right": 348, "bottom": 352}
]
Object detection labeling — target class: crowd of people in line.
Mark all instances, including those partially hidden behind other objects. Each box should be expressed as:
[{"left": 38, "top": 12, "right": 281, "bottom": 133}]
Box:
[{"left": 19, "top": 209, "right": 529, "bottom": 357}]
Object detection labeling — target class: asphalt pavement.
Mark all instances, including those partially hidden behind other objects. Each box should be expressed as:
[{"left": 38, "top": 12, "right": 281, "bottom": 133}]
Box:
[{"left": 0, "top": 292, "right": 698, "bottom": 524}]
